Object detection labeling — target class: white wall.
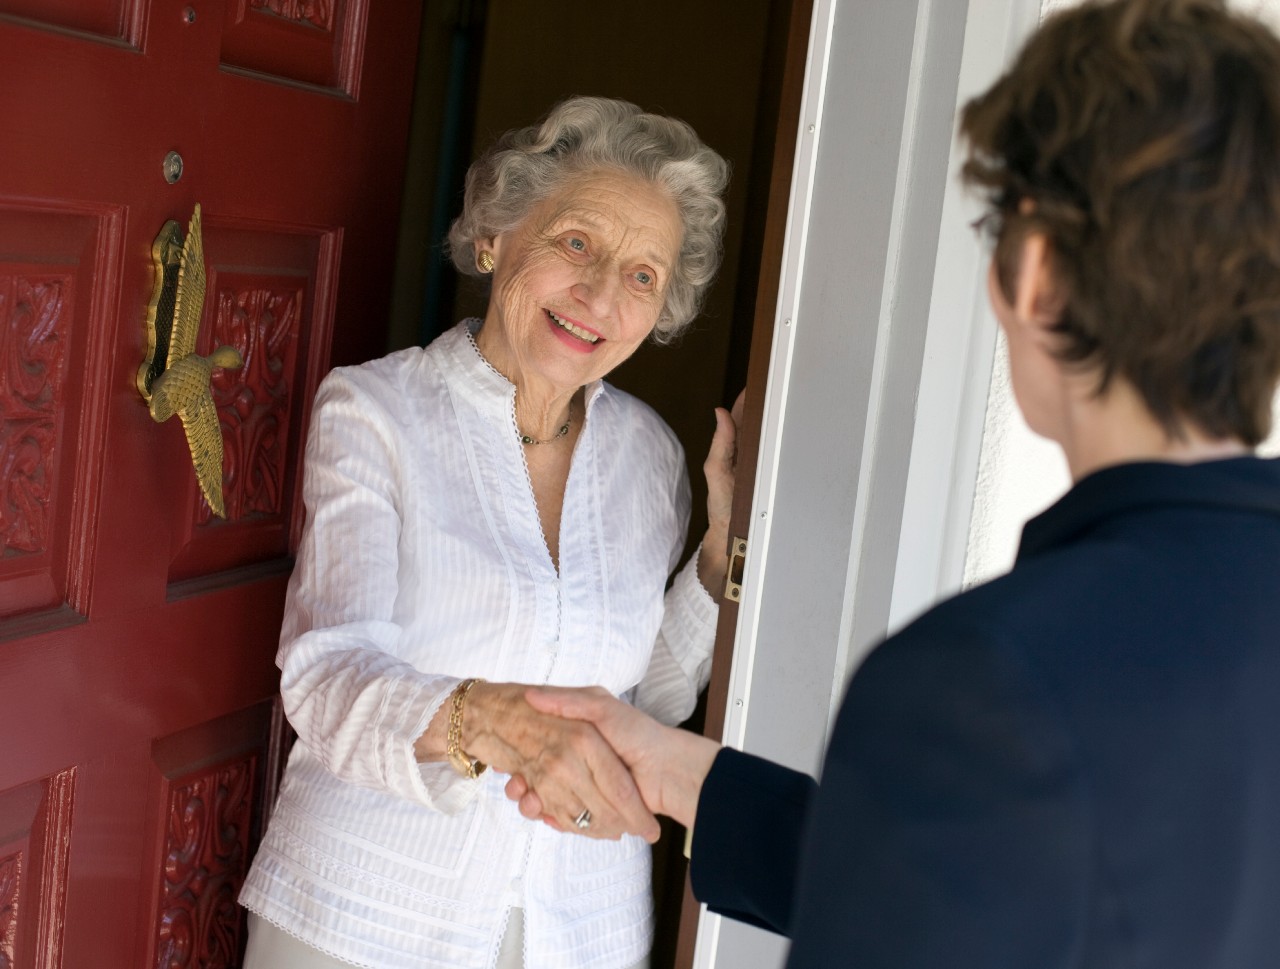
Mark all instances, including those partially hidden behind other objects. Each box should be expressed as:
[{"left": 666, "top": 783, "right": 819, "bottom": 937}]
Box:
[{"left": 966, "top": 329, "right": 1280, "bottom": 587}]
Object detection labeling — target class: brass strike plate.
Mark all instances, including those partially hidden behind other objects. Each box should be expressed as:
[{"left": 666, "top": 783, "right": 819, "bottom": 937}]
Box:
[{"left": 724, "top": 536, "right": 747, "bottom": 602}]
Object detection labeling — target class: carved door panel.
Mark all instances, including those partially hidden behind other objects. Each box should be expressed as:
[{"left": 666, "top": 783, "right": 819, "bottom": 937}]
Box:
[{"left": 0, "top": 2, "right": 421, "bottom": 966}]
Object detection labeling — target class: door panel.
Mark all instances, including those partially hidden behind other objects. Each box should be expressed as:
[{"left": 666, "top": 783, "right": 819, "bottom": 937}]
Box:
[
  {"left": 0, "top": 0, "right": 135, "bottom": 40},
  {"left": 222, "top": 0, "right": 365, "bottom": 92},
  {"left": 145, "top": 701, "right": 274, "bottom": 968},
  {"left": 0, "top": 202, "right": 118, "bottom": 620},
  {"left": 0, "top": 768, "right": 74, "bottom": 967},
  {"left": 0, "top": 0, "right": 420, "bottom": 964}
]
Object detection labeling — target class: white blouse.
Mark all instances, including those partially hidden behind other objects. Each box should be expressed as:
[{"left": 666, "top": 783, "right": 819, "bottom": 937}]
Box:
[{"left": 239, "top": 320, "right": 717, "bottom": 969}]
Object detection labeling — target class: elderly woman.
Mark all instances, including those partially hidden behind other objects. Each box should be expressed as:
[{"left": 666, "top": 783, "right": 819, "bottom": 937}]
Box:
[
  {"left": 238, "top": 96, "right": 733, "bottom": 969},
  {"left": 516, "top": 2, "right": 1280, "bottom": 967}
]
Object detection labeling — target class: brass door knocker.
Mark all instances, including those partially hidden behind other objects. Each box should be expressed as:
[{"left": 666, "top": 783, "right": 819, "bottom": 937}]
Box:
[{"left": 137, "top": 204, "right": 243, "bottom": 518}]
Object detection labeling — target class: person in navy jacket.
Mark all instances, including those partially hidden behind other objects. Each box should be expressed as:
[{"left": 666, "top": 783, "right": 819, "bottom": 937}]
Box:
[{"left": 507, "top": 0, "right": 1280, "bottom": 966}]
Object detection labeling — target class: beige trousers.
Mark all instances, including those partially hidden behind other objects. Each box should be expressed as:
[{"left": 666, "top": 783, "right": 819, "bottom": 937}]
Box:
[{"left": 243, "top": 911, "right": 649, "bottom": 969}]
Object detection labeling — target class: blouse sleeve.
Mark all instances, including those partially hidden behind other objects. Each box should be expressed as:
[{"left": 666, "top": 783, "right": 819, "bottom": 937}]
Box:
[
  {"left": 632, "top": 443, "right": 719, "bottom": 725},
  {"left": 276, "top": 369, "right": 479, "bottom": 815}
]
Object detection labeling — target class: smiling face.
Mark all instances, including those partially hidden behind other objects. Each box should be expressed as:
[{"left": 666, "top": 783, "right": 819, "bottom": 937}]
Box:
[{"left": 474, "top": 169, "right": 684, "bottom": 400}]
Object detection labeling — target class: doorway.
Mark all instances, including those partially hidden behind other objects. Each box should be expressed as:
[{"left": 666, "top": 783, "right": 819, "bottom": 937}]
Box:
[{"left": 385, "top": 2, "right": 804, "bottom": 964}]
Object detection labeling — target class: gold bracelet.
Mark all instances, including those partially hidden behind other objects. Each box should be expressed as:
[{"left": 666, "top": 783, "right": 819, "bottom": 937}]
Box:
[{"left": 446, "top": 678, "right": 488, "bottom": 779}]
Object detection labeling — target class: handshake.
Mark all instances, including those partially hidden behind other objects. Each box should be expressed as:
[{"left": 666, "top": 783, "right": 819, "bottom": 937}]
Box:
[{"left": 459, "top": 684, "right": 722, "bottom": 844}]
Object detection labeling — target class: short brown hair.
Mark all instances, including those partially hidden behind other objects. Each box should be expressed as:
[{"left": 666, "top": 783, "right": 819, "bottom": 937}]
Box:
[{"left": 961, "top": 0, "right": 1280, "bottom": 445}]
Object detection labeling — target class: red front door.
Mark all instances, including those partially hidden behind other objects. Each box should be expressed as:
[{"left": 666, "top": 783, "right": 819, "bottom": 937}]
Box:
[{"left": 0, "top": 2, "right": 420, "bottom": 964}]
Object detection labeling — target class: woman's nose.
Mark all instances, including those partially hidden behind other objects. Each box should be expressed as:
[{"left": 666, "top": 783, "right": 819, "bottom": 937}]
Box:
[{"left": 571, "top": 266, "right": 619, "bottom": 318}]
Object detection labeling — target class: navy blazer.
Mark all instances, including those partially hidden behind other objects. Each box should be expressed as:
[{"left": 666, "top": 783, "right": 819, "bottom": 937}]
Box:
[{"left": 691, "top": 456, "right": 1280, "bottom": 968}]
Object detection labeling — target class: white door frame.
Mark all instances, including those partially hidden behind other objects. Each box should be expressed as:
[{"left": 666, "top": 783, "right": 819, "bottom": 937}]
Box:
[{"left": 696, "top": 0, "right": 1043, "bottom": 965}]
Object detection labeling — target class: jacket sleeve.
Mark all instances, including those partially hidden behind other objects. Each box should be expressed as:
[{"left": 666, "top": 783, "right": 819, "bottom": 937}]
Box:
[
  {"left": 276, "top": 369, "right": 478, "bottom": 815},
  {"left": 690, "top": 748, "right": 819, "bottom": 935}
]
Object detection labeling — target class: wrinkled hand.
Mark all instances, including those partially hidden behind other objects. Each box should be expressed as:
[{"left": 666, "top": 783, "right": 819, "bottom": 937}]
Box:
[
  {"left": 698, "top": 390, "right": 745, "bottom": 597},
  {"left": 460, "top": 682, "right": 660, "bottom": 843},
  {"left": 705, "top": 391, "right": 744, "bottom": 529},
  {"left": 504, "top": 686, "right": 720, "bottom": 830}
]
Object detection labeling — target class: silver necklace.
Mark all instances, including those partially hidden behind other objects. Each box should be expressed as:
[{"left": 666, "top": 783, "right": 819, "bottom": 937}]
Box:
[{"left": 519, "top": 406, "right": 572, "bottom": 445}]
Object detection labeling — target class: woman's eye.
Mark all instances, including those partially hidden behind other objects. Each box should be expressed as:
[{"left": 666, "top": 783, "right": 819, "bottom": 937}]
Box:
[
  {"left": 634, "top": 271, "right": 653, "bottom": 287},
  {"left": 566, "top": 236, "right": 586, "bottom": 252}
]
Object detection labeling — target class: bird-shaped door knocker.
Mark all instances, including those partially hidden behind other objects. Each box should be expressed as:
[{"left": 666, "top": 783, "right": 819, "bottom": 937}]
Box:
[{"left": 136, "top": 204, "right": 243, "bottom": 518}]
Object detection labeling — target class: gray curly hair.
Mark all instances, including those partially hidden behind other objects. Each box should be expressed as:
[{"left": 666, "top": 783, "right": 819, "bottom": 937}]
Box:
[{"left": 446, "top": 96, "right": 730, "bottom": 342}]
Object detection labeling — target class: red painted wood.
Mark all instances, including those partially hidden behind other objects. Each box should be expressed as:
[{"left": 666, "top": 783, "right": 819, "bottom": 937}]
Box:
[
  {"left": 0, "top": 207, "right": 115, "bottom": 619},
  {"left": 0, "top": 0, "right": 135, "bottom": 40},
  {"left": 0, "top": 1, "right": 421, "bottom": 964},
  {"left": 0, "top": 769, "right": 75, "bottom": 967}
]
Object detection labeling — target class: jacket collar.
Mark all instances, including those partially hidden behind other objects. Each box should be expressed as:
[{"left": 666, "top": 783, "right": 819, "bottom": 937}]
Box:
[{"left": 1017, "top": 456, "right": 1280, "bottom": 563}]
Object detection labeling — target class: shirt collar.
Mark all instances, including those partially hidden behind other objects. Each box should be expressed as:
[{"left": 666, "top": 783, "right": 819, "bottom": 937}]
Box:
[
  {"left": 1016, "top": 455, "right": 1280, "bottom": 563},
  {"left": 435, "top": 318, "right": 609, "bottom": 418}
]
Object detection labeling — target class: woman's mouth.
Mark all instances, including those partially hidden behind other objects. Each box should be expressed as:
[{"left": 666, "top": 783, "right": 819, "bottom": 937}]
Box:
[{"left": 547, "top": 310, "right": 601, "bottom": 344}]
